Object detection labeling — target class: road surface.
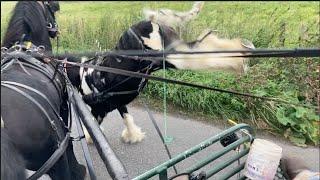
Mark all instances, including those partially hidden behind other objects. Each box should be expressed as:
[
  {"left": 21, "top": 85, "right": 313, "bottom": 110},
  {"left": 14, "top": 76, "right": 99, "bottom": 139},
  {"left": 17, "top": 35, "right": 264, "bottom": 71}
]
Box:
[{"left": 71, "top": 101, "right": 319, "bottom": 180}]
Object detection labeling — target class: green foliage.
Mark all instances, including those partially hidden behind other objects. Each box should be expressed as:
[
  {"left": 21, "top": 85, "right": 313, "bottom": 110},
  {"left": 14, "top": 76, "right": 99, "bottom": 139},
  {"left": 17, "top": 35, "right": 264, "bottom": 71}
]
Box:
[{"left": 1, "top": 1, "right": 319, "bottom": 146}]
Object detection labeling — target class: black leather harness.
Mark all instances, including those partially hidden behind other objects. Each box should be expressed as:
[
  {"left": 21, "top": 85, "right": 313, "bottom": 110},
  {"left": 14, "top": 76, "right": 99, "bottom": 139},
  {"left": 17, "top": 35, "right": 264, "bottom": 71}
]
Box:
[{"left": 1, "top": 47, "right": 69, "bottom": 180}]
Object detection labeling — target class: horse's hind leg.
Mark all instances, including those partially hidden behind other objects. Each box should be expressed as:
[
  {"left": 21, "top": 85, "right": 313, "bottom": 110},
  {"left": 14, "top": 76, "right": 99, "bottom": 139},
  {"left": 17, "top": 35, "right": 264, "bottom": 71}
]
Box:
[
  {"left": 47, "top": 154, "right": 71, "bottom": 180},
  {"left": 66, "top": 141, "right": 86, "bottom": 180},
  {"left": 118, "top": 106, "right": 145, "bottom": 144}
]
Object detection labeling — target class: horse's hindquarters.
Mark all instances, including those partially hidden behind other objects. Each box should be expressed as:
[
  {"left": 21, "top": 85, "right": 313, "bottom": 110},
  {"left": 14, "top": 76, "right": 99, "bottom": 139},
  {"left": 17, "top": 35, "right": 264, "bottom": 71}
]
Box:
[
  {"left": 1, "top": 86, "right": 57, "bottom": 170},
  {"left": 1, "top": 59, "right": 67, "bottom": 171}
]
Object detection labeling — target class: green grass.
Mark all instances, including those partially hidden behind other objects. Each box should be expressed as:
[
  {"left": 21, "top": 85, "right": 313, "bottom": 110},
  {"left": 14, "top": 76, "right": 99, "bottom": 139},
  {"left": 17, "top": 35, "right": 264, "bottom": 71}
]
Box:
[{"left": 1, "top": 1, "right": 319, "bottom": 146}]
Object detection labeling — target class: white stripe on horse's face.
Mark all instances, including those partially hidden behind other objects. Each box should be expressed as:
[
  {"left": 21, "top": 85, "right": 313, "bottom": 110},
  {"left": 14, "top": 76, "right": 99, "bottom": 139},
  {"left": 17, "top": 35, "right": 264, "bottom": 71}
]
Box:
[
  {"left": 81, "top": 72, "right": 93, "bottom": 95},
  {"left": 79, "top": 57, "right": 88, "bottom": 78},
  {"left": 79, "top": 57, "right": 93, "bottom": 95},
  {"left": 141, "top": 22, "right": 163, "bottom": 50},
  {"left": 26, "top": 169, "right": 51, "bottom": 180}
]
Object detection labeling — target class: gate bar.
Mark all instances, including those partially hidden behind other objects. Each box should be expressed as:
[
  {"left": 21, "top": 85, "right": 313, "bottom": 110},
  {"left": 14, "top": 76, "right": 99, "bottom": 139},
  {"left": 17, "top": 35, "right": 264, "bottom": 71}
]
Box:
[
  {"left": 70, "top": 86, "right": 129, "bottom": 180},
  {"left": 133, "top": 124, "right": 254, "bottom": 180},
  {"left": 206, "top": 148, "right": 250, "bottom": 178},
  {"left": 220, "top": 163, "right": 245, "bottom": 180},
  {"left": 70, "top": 102, "right": 97, "bottom": 180},
  {"left": 185, "top": 136, "right": 250, "bottom": 173}
]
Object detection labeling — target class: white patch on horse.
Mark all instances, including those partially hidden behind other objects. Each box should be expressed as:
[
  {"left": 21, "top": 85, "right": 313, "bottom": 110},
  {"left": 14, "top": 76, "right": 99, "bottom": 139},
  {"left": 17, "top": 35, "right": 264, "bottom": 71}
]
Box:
[
  {"left": 87, "top": 68, "right": 94, "bottom": 76},
  {"left": 79, "top": 56, "right": 88, "bottom": 78},
  {"left": 26, "top": 169, "right": 51, "bottom": 180},
  {"left": 101, "top": 78, "right": 106, "bottom": 84},
  {"left": 83, "top": 125, "right": 93, "bottom": 144},
  {"left": 93, "top": 87, "right": 99, "bottom": 93},
  {"left": 83, "top": 116, "right": 105, "bottom": 144},
  {"left": 79, "top": 57, "right": 95, "bottom": 95},
  {"left": 121, "top": 113, "right": 145, "bottom": 143},
  {"left": 141, "top": 22, "right": 163, "bottom": 50},
  {"left": 80, "top": 72, "right": 93, "bottom": 95},
  {"left": 1, "top": 116, "right": 4, "bottom": 128}
]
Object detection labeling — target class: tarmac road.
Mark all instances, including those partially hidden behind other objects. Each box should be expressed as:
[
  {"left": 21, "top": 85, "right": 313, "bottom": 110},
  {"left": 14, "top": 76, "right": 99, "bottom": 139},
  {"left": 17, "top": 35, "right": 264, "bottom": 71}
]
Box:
[{"left": 71, "top": 101, "right": 319, "bottom": 180}]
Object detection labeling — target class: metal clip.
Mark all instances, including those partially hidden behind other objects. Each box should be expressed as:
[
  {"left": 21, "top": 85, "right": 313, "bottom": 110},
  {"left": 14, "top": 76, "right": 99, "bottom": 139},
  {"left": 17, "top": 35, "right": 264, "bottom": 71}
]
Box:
[
  {"left": 37, "top": 46, "right": 46, "bottom": 54},
  {"left": 51, "top": 121, "right": 58, "bottom": 131},
  {"left": 70, "top": 135, "right": 85, "bottom": 141},
  {"left": 26, "top": 49, "right": 32, "bottom": 54},
  {"left": 14, "top": 45, "right": 22, "bottom": 52},
  {"left": 1, "top": 47, "right": 8, "bottom": 53}
]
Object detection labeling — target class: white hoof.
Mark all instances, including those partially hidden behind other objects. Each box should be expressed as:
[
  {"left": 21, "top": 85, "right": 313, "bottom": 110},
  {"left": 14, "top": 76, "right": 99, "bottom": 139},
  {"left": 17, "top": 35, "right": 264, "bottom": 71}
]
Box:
[
  {"left": 121, "top": 126, "right": 146, "bottom": 144},
  {"left": 84, "top": 127, "right": 93, "bottom": 144},
  {"left": 84, "top": 125, "right": 105, "bottom": 144}
]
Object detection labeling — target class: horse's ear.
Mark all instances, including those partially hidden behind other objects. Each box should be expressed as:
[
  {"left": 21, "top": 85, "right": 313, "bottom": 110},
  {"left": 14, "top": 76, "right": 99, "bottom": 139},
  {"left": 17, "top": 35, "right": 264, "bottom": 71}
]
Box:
[
  {"left": 49, "top": 1, "right": 60, "bottom": 12},
  {"left": 143, "top": 9, "right": 156, "bottom": 21}
]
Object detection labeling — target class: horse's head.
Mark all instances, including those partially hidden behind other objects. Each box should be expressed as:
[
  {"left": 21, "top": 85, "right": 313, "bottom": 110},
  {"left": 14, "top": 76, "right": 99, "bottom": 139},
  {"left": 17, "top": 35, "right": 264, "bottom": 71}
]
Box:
[
  {"left": 116, "top": 20, "right": 254, "bottom": 75},
  {"left": 166, "top": 29, "right": 255, "bottom": 74},
  {"left": 114, "top": 20, "right": 180, "bottom": 70},
  {"left": 43, "top": 1, "right": 60, "bottom": 38},
  {"left": 2, "top": 1, "right": 60, "bottom": 52}
]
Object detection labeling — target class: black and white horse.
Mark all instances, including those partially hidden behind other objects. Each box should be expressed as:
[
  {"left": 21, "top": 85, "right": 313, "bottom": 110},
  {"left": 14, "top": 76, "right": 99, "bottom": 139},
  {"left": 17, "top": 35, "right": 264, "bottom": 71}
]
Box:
[
  {"left": 1, "top": 1, "right": 86, "bottom": 180},
  {"left": 64, "top": 16, "right": 254, "bottom": 144}
]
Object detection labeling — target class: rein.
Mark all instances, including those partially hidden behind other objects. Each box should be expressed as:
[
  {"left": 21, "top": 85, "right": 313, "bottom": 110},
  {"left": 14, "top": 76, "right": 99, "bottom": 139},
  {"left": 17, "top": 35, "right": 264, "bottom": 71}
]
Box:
[
  {"left": 52, "top": 58, "right": 317, "bottom": 110},
  {"left": 38, "top": 1, "right": 59, "bottom": 38}
]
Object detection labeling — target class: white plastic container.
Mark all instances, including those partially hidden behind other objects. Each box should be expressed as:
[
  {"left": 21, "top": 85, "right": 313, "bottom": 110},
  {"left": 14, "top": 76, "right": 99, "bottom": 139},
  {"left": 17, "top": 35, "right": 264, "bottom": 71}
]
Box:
[{"left": 243, "top": 139, "right": 283, "bottom": 180}]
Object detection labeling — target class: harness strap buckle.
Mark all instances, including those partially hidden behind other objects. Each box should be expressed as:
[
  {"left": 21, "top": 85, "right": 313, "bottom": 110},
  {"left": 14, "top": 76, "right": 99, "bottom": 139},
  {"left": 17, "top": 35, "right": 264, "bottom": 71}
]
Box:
[{"left": 70, "top": 135, "right": 85, "bottom": 141}]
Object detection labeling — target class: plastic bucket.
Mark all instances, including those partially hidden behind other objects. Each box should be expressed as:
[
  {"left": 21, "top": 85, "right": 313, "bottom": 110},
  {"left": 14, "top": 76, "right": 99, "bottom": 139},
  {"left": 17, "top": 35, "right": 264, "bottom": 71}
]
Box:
[{"left": 244, "top": 139, "right": 282, "bottom": 180}]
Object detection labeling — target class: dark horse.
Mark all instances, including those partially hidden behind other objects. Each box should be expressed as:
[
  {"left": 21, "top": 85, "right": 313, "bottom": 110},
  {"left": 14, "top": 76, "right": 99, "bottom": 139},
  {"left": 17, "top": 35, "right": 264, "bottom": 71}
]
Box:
[
  {"left": 1, "top": 1, "right": 86, "bottom": 180},
  {"left": 64, "top": 20, "right": 254, "bottom": 144},
  {"left": 1, "top": 1, "right": 59, "bottom": 51}
]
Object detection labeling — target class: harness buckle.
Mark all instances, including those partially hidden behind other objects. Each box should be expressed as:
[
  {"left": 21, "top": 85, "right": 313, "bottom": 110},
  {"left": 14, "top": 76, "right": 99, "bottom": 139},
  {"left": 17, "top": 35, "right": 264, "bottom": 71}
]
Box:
[
  {"left": 1, "top": 47, "right": 8, "bottom": 54},
  {"left": 51, "top": 122, "right": 58, "bottom": 131},
  {"left": 70, "top": 135, "right": 85, "bottom": 141}
]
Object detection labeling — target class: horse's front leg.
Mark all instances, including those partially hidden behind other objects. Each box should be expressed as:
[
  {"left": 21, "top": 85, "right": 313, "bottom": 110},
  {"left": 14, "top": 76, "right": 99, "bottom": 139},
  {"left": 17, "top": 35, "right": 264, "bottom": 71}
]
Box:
[
  {"left": 118, "top": 106, "right": 145, "bottom": 143},
  {"left": 83, "top": 107, "right": 106, "bottom": 144}
]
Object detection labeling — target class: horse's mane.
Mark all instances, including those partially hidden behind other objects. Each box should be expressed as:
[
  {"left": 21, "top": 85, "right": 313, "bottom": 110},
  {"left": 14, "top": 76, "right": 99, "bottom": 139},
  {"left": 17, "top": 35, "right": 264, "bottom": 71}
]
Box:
[{"left": 2, "top": 1, "right": 47, "bottom": 49}]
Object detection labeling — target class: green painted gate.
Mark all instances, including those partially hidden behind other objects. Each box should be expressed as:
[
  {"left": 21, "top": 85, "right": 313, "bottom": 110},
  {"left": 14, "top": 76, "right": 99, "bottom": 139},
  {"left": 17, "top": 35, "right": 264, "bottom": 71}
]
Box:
[{"left": 133, "top": 124, "right": 286, "bottom": 180}]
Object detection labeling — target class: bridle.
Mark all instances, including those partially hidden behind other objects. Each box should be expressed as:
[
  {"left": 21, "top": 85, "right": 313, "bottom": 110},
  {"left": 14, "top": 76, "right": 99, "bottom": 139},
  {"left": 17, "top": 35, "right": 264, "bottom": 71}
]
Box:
[{"left": 38, "top": 1, "right": 59, "bottom": 38}]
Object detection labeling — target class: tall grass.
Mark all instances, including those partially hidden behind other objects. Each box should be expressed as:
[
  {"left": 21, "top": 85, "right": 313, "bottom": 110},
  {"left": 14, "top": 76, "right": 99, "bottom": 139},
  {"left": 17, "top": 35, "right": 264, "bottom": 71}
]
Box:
[{"left": 1, "top": 1, "right": 319, "bottom": 146}]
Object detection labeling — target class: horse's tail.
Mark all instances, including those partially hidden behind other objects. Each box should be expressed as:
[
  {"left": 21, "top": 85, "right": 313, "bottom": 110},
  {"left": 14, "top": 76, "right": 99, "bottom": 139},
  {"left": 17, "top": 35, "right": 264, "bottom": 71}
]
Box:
[
  {"left": 143, "top": 1, "right": 204, "bottom": 27},
  {"left": 1, "top": 129, "right": 26, "bottom": 180}
]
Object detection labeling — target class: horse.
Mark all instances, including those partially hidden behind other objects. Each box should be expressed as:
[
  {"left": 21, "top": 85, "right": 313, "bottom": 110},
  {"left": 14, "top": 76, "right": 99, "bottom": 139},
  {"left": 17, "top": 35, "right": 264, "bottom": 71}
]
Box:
[
  {"left": 1, "top": 1, "right": 59, "bottom": 52},
  {"left": 63, "top": 17, "right": 254, "bottom": 145},
  {"left": 1, "top": 1, "right": 86, "bottom": 180},
  {"left": 1, "top": 128, "right": 26, "bottom": 180}
]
